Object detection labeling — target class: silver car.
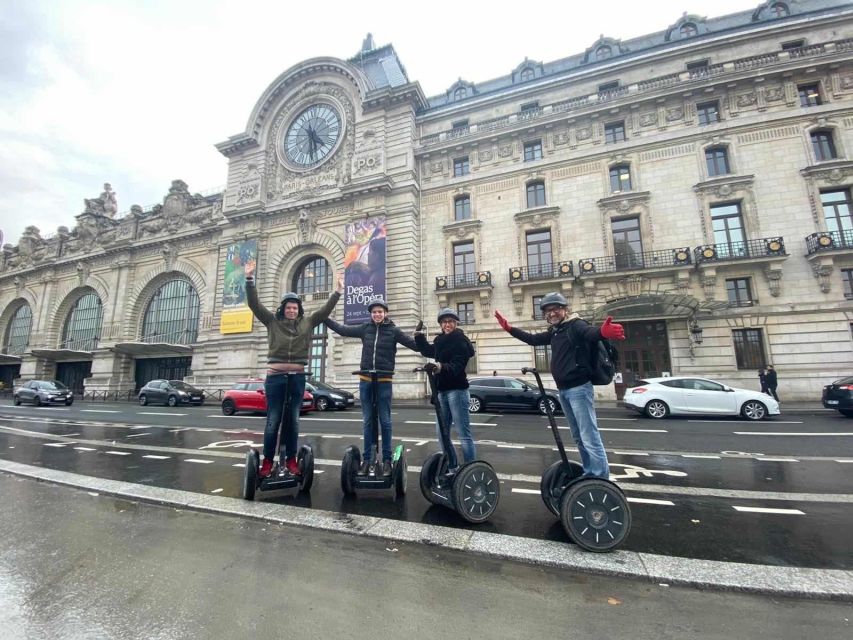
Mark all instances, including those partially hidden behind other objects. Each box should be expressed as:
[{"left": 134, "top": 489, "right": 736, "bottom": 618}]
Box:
[{"left": 14, "top": 380, "right": 74, "bottom": 407}]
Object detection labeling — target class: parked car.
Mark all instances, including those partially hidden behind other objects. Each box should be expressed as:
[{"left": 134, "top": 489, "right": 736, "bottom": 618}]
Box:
[
  {"left": 467, "top": 376, "right": 561, "bottom": 415},
  {"left": 220, "top": 379, "right": 314, "bottom": 416},
  {"left": 622, "top": 376, "right": 780, "bottom": 420},
  {"left": 305, "top": 380, "right": 355, "bottom": 411},
  {"left": 822, "top": 376, "right": 853, "bottom": 417},
  {"left": 13, "top": 380, "right": 74, "bottom": 406},
  {"left": 138, "top": 379, "right": 206, "bottom": 407}
]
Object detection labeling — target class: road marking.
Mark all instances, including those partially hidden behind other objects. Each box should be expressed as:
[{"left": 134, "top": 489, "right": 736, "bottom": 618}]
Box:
[
  {"left": 44, "top": 443, "right": 67, "bottom": 447},
  {"left": 208, "top": 415, "right": 265, "bottom": 419},
  {"left": 139, "top": 412, "right": 187, "bottom": 416},
  {"left": 837, "top": 460, "right": 853, "bottom": 463},
  {"left": 498, "top": 444, "right": 525, "bottom": 449},
  {"left": 755, "top": 458, "right": 799, "bottom": 462},
  {"left": 322, "top": 435, "right": 344, "bottom": 439},
  {"left": 406, "top": 420, "right": 495, "bottom": 426},
  {"left": 130, "top": 425, "right": 153, "bottom": 430},
  {"left": 627, "top": 497, "right": 675, "bottom": 506},
  {"left": 74, "top": 447, "right": 97, "bottom": 451},
  {"left": 733, "top": 506, "right": 805, "bottom": 515},
  {"left": 64, "top": 433, "right": 80, "bottom": 437},
  {"left": 688, "top": 420, "right": 804, "bottom": 424},
  {"left": 511, "top": 488, "right": 540, "bottom": 495},
  {"left": 600, "top": 428, "right": 668, "bottom": 433},
  {"left": 614, "top": 451, "right": 648, "bottom": 456},
  {"left": 232, "top": 463, "right": 245, "bottom": 467},
  {"left": 211, "top": 488, "right": 223, "bottom": 494},
  {"left": 143, "top": 455, "right": 170, "bottom": 460},
  {"left": 82, "top": 410, "right": 121, "bottom": 414},
  {"left": 735, "top": 432, "right": 853, "bottom": 436},
  {"left": 105, "top": 451, "right": 131, "bottom": 456},
  {"left": 184, "top": 458, "right": 213, "bottom": 464},
  {"left": 682, "top": 454, "right": 722, "bottom": 459},
  {"left": 302, "top": 417, "right": 365, "bottom": 423},
  {"left": 126, "top": 433, "right": 150, "bottom": 438},
  {"left": 597, "top": 417, "right": 639, "bottom": 422},
  {"left": 170, "top": 428, "right": 190, "bottom": 433}
]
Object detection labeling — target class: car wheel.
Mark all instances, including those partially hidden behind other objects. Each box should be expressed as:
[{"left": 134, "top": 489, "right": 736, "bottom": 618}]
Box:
[
  {"left": 138, "top": 395, "right": 148, "bottom": 406},
  {"left": 839, "top": 409, "right": 853, "bottom": 418},
  {"left": 222, "top": 399, "right": 236, "bottom": 416},
  {"left": 13, "top": 395, "right": 21, "bottom": 406},
  {"left": 34, "top": 395, "right": 41, "bottom": 407},
  {"left": 469, "top": 395, "right": 484, "bottom": 413},
  {"left": 315, "top": 397, "right": 329, "bottom": 411},
  {"left": 644, "top": 399, "right": 669, "bottom": 419},
  {"left": 65, "top": 398, "right": 73, "bottom": 406},
  {"left": 538, "top": 397, "right": 558, "bottom": 416},
  {"left": 741, "top": 400, "right": 767, "bottom": 421},
  {"left": 167, "top": 395, "right": 178, "bottom": 407}
]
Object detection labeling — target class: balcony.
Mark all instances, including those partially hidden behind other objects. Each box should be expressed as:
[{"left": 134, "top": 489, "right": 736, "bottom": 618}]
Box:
[
  {"left": 693, "top": 237, "right": 786, "bottom": 265},
  {"left": 577, "top": 247, "right": 692, "bottom": 276},
  {"left": 508, "top": 261, "right": 573, "bottom": 283},
  {"left": 805, "top": 229, "right": 853, "bottom": 255},
  {"left": 805, "top": 229, "right": 853, "bottom": 294},
  {"left": 435, "top": 271, "right": 492, "bottom": 292}
]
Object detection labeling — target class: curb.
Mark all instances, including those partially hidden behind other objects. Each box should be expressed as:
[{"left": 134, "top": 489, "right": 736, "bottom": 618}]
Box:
[{"left": 2, "top": 459, "right": 852, "bottom": 601}]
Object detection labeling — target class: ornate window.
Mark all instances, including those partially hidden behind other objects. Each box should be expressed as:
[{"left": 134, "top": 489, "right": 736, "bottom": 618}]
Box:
[
  {"left": 3, "top": 303, "right": 32, "bottom": 356},
  {"left": 142, "top": 279, "right": 200, "bottom": 345},
  {"left": 526, "top": 230, "right": 553, "bottom": 277},
  {"left": 453, "top": 156, "right": 470, "bottom": 177},
  {"left": 457, "top": 302, "right": 475, "bottom": 325},
  {"left": 821, "top": 190, "right": 852, "bottom": 234},
  {"left": 453, "top": 241, "right": 476, "bottom": 284},
  {"left": 61, "top": 292, "right": 103, "bottom": 351},
  {"left": 770, "top": 2, "right": 789, "bottom": 18},
  {"left": 711, "top": 203, "right": 746, "bottom": 258},
  {"left": 798, "top": 84, "right": 822, "bottom": 107},
  {"left": 609, "top": 164, "right": 632, "bottom": 192},
  {"left": 706, "top": 146, "right": 731, "bottom": 177},
  {"left": 811, "top": 130, "right": 837, "bottom": 162},
  {"left": 726, "top": 278, "right": 755, "bottom": 307},
  {"left": 680, "top": 23, "right": 698, "bottom": 37},
  {"left": 520, "top": 67, "right": 535, "bottom": 82},
  {"left": 526, "top": 181, "right": 546, "bottom": 208},
  {"left": 595, "top": 45, "right": 612, "bottom": 60},
  {"left": 612, "top": 217, "right": 643, "bottom": 269},
  {"left": 697, "top": 101, "right": 720, "bottom": 126},
  {"left": 455, "top": 195, "right": 472, "bottom": 221},
  {"left": 733, "top": 329, "right": 765, "bottom": 369},
  {"left": 294, "top": 256, "right": 332, "bottom": 380},
  {"left": 524, "top": 140, "right": 543, "bottom": 162},
  {"left": 454, "top": 86, "right": 467, "bottom": 100},
  {"left": 605, "top": 121, "right": 626, "bottom": 144}
]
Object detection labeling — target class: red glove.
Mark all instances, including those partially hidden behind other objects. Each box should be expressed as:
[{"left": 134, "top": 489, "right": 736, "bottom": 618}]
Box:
[
  {"left": 600, "top": 316, "right": 625, "bottom": 340},
  {"left": 494, "top": 310, "right": 512, "bottom": 332}
]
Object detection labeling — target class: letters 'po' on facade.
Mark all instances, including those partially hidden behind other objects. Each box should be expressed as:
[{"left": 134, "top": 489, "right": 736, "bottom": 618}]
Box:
[{"left": 1, "top": 1, "right": 852, "bottom": 401}]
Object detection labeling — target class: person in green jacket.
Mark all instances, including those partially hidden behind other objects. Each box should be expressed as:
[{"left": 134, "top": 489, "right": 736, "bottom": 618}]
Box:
[{"left": 245, "top": 262, "right": 343, "bottom": 477}]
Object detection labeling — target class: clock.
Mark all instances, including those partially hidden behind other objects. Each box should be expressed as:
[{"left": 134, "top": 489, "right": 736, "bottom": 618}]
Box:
[{"left": 283, "top": 103, "right": 342, "bottom": 169}]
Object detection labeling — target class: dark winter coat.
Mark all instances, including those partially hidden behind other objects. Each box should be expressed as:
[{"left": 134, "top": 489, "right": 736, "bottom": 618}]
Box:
[
  {"left": 415, "top": 329, "right": 475, "bottom": 392},
  {"left": 509, "top": 314, "right": 603, "bottom": 390},
  {"left": 324, "top": 317, "right": 418, "bottom": 375},
  {"left": 766, "top": 369, "right": 778, "bottom": 388}
]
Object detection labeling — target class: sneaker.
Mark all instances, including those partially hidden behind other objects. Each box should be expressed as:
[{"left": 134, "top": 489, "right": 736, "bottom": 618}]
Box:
[
  {"left": 382, "top": 460, "right": 392, "bottom": 476},
  {"left": 259, "top": 458, "right": 274, "bottom": 478},
  {"left": 358, "top": 460, "right": 370, "bottom": 475},
  {"left": 286, "top": 457, "right": 300, "bottom": 476}
]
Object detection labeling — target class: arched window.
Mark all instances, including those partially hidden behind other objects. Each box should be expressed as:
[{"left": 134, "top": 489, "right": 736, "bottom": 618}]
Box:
[
  {"left": 3, "top": 303, "right": 32, "bottom": 355},
  {"left": 294, "top": 256, "right": 332, "bottom": 380},
  {"left": 595, "top": 45, "right": 612, "bottom": 60},
  {"left": 520, "top": 67, "right": 535, "bottom": 82},
  {"left": 680, "top": 23, "right": 698, "bottom": 37},
  {"left": 61, "top": 293, "right": 103, "bottom": 351},
  {"left": 142, "top": 279, "right": 200, "bottom": 345},
  {"left": 771, "top": 2, "right": 789, "bottom": 18},
  {"left": 454, "top": 86, "right": 467, "bottom": 100},
  {"left": 454, "top": 195, "right": 471, "bottom": 220}
]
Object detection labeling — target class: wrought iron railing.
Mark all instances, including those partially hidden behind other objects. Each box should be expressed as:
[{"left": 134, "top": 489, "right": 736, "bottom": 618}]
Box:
[
  {"left": 508, "top": 261, "right": 574, "bottom": 283},
  {"left": 805, "top": 229, "right": 853, "bottom": 254},
  {"left": 694, "top": 237, "right": 786, "bottom": 265},
  {"left": 435, "top": 271, "right": 492, "bottom": 290},
  {"left": 577, "top": 247, "right": 692, "bottom": 276}
]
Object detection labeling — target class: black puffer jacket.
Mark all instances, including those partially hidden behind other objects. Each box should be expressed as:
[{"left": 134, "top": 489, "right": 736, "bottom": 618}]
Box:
[
  {"left": 324, "top": 317, "right": 418, "bottom": 375},
  {"left": 509, "top": 315, "right": 602, "bottom": 390},
  {"left": 415, "top": 329, "right": 476, "bottom": 391}
]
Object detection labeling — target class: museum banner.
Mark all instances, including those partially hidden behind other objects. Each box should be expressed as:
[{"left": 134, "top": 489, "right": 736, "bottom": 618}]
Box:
[
  {"left": 343, "top": 216, "right": 386, "bottom": 325},
  {"left": 220, "top": 239, "right": 257, "bottom": 334}
]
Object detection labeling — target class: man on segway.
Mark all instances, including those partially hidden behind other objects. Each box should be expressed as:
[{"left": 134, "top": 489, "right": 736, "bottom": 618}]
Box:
[
  {"left": 245, "top": 263, "right": 343, "bottom": 478},
  {"left": 324, "top": 296, "right": 419, "bottom": 476},
  {"left": 414, "top": 308, "right": 477, "bottom": 472},
  {"left": 495, "top": 293, "right": 625, "bottom": 479}
]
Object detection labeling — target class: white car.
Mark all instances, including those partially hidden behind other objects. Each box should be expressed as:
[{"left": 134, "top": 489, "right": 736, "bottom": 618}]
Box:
[{"left": 622, "top": 376, "right": 780, "bottom": 421}]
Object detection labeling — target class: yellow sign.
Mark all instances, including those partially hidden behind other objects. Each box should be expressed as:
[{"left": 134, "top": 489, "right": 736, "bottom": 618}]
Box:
[{"left": 220, "top": 308, "right": 254, "bottom": 334}]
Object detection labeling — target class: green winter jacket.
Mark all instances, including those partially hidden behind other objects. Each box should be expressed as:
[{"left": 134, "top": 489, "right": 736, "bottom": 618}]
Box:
[{"left": 246, "top": 282, "right": 340, "bottom": 365}]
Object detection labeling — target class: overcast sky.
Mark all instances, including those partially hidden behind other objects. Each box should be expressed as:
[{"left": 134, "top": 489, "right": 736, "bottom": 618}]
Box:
[{"left": 0, "top": 0, "right": 763, "bottom": 247}]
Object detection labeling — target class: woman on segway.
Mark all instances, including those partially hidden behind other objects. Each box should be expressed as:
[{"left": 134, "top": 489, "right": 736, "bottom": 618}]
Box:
[
  {"left": 414, "top": 308, "right": 477, "bottom": 471},
  {"left": 324, "top": 296, "right": 419, "bottom": 476},
  {"left": 245, "top": 262, "right": 343, "bottom": 478}
]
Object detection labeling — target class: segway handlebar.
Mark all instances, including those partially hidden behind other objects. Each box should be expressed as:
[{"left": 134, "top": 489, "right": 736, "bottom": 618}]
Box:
[
  {"left": 521, "top": 368, "right": 569, "bottom": 464},
  {"left": 351, "top": 369, "right": 396, "bottom": 376},
  {"left": 521, "top": 367, "right": 546, "bottom": 392}
]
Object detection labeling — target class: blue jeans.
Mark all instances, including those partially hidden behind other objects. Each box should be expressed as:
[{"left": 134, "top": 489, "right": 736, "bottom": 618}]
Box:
[
  {"left": 359, "top": 380, "right": 393, "bottom": 462},
  {"left": 436, "top": 389, "right": 476, "bottom": 468},
  {"left": 556, "top": 382, "right": 609, "bottom": 478},
  {"left": 263, "top": 373, "right": 306, "bottom": 461}
]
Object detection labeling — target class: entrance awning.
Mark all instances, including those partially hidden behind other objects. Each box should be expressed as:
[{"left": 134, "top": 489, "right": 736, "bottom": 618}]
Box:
[
  {"left": 30, "top": 349, "right": 94, "bottom": 361},
  {"left": 112, "top": 342, "right": 193, "bottom": 357},
  {"left": 0, "top": 353, "right": 22, "bottom": 365},
  {"left": 592, "top": 294, "right": 728, "bottom": 321}
]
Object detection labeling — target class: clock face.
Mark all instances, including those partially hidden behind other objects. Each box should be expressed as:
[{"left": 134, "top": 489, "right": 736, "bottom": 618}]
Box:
[{"left": 283, "top": 103, "right": 342, "bottom": 169}]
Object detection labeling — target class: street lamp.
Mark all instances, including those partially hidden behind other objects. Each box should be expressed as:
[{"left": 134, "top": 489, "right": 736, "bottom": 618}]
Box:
[{"left": 688, "top": 318, "right": 703, "bottom": 357}]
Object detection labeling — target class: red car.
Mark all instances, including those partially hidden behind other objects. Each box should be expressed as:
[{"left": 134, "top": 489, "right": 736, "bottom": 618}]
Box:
[{"left": 221, "top": 379, "right": 314, "bottom": 416}]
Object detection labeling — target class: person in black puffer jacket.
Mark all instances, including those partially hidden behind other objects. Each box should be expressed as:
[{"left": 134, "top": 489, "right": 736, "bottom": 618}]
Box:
[
  {"left": 325, "top": 297, "right": 418, "bottom": 476},
  {"left": 414, "top": 308, "right": 477, "bottom": 470}
]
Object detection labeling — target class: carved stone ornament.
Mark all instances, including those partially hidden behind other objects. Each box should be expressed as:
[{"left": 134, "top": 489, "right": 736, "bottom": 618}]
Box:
[
  {"left": 498, "top": 144, "right": 513, "bottom": 158},
  {"left": 75, "top": 261, "right": 89, "bottom": 287},
  {"left": 236, "top": 164, "right": 263, "bottom": 203},
  {"left": 479, "top": 149, "right": 494, "bottom": 162},
  {"left": 161, "top": 242, "right": 176, "bottom": 270},
  {"left": 736, "top": 93, "right": 757, "bottom": 108},
  {"left": 576, "top": 127, "right": 592, "bottom": 141},
  {"left": 764, "top": 265, "right": 783, "bottom": 297},
  {"left": 701, "top": 272, "right": 717, "bottom": 301},
  {"left": 765, "top": 86, "right": 784, "bottom": 102},
  {"left": 83, "top": 183, "right": 117, "bottom": 218},
  {"left": 841, "top": 75, "right": 853, "bottom": 90},
  {"left": 297, "top": 208, "right": 317, "bottom": 243},
  {"left": 14, "top": 276, "right": 22, "bottom": 295},
  {"left": 640, "top": 112, "right": 658, "bottom": 127},
  {"left": 554, "top": 132, "right": 569, "bottom": 146},
  {"left": 811, "top": 261, "right": 833, "bottom": 293},
  {"left": 665, "top": 107, "right": 684, "bottom": 122}
]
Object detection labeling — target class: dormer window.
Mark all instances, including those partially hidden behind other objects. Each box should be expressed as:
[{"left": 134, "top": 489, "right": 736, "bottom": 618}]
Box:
[
  {"left": 680, "top": 23, "right": 698, "bottom": 37},
  {"left": 454, "top": 86, "right": 467, "bottom": 100},
  {"left": 520, "top": 67, "right": 535, "bottom": 82},
  {"left": 595, "top": 45, "right": 612, "bottom": 60},
  {"left": 771, "top": 2, "right": 789, "bottom": 18}
]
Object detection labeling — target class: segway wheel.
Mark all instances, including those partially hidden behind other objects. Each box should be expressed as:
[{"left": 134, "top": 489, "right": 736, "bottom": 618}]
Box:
[
  {"left": 298, "top": 444, "right": 314, "bottom": 492},
  {"left": 539, "top": 460, "right": 584, "bottom": 517},
  {"left": 243, "top": 449, "right": 259, "bottom": 501},
  {"left": 452, "top": 461, "right": 500, "bottom": 524},
  {"left": 559, "top": 479, "right": 632, "bottom": 552},
  {"left": 341, "top": 446, "right": 360, "bottom": 496},
  {"left": 393, "top": 448, "right": 407, "bottom": 498},
  {"left": 419, "top": 452, "right": 445, "bottom": 504}
]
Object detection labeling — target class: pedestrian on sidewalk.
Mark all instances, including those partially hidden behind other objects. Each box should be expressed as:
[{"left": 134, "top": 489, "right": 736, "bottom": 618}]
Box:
[
  {"left": 766, "top": 365, "right": 780, "bottom": 402},
  {"left": 758, "top": 368, "right": 769, "bottom": 395}
]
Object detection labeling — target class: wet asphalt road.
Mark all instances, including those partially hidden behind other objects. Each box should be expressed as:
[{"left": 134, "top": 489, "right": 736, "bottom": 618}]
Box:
[{"left": 1, "top": 401, "right": 851, "bottom": 569}]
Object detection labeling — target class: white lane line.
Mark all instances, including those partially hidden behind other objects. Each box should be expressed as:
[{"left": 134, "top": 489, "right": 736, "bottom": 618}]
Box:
[
  {"left": 74, "top": 447, "right": 97, "bottom": 451},
  {"left": 598, "top": 417, "right": 639, "bottom": 422},
  {"left": 138, "top": 412, "right": 187, "bottom": 416},
  {"left": 733, "top": 506, "right": 805, "bottom": 515},
  {"left": 682, "top": 454, "right": 722, "bottom": 459},
  {"left": 82, "top": 410, "right": 121, "bottom": 414},
  {"left": 406, "top": 420, "right": 495, "bottom": 426},
  {"left": 755, "top": 458, "right": 799, "bottom": 462},
  {"left": 600, "top": 428, "right": 667, "bottom": 433},
  {"left": 64, "top": 433, "right": 80, "bottom": 437},
  {"left": 126, "top": 433, "right": 150, "bottom": 438},
  {"left": 184, "top": 458, "right": 214, "bottom": 464},
  {"left": 614, "top": 451, "right": 648, "bottom": 456},
  {"left": 232, "top": 463, "right": 245, "bottom": 468},
  {"left": 170, "top": 428, "right": 190, "bottom": 433},
  {"left": 689, "top": 420, "right": 804, "bottom": 424},
  {"left": 130, "top": 425, "right": 153, "bottom": 430},
  {"left": 44, "top": 443, "right": 67, "bottom": 447},
  {"left": 302, "top": 417, "right": 365, "bottom": 423},
  {"left": 105, "top": 451, "right": 131, "bottom": 456},
  {"left": 511, "top": 488, "right": 540, "bottom": 495},
  {"left": 209, "top": 415, "right": 265, "bottom": 419},
  {"left": 498, "top": 444, "right": 525, "bottom": 449},
  {"left": 143, "top": 455, "right": 170, "bottom": 460},
  {"left": 211, "top": 488, "right": 223, "bottom": 494},
  {"left": 735, "top": 431, "right": 853, "bottom": 436},
  {"left": 837, "top": 460, "right": 853, "bottom": 463},
  {"left": 322, "top": 435, "right": 344, "bottom": 439},
  {"left": 314, "top": 469, "right": 325, "bottom": 474},
  {"left": 627, "top": 497, "right": 675, "bottom": 506}
]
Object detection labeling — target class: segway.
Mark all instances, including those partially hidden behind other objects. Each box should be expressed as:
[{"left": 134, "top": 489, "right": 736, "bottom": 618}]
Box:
[
  {"left": 340, "top": 370, "right": 407, "bottom": 498},
  {"left": 242, "top": 374, "right": 314, "bottom": 500},
  {"left": 522, "top": 367, "right": 631, "bottom": 552},
  {"left": 415, "top": 364, "right": 500, "bottom": 523}
]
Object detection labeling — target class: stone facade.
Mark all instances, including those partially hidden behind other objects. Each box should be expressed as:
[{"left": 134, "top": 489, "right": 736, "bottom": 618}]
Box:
[{"left": 1, "top": 2, "right": 852, "bottom": 400}]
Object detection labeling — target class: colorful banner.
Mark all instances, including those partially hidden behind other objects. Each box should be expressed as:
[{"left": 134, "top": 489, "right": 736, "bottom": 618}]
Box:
[
  {"left": 220, "top": 239, "right": 257, "bottom": 334},
  {"left": 343, "top": 216, "right": 386, "bottom": 324}
]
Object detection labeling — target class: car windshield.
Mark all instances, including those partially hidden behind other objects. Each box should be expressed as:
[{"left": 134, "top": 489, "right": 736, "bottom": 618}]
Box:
[
  {"left": 312, "top": 381, "right": 335, "bottom": 391},
  {"left": 305, "top": 383, "right": 316, "bottom": 392},
  {"left": 40, "top": 381, "right": 68, "bottom": 390},
  {"left": 834, "top": 376, "right": 853, "bottom": 385},
  {"left": 169, "top": 381, "right": 190, "bottom": 389}
]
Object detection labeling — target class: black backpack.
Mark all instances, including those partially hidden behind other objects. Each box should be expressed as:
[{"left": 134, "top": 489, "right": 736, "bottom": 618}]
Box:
[{"left": 588, "top": 339, "right": 619, "bottom": 386}]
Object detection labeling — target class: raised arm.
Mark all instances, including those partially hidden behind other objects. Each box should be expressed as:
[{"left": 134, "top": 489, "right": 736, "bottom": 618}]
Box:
[
  {"left": 394, "top": 326, "right": 419, "bottom": 352},
  {"left": 324, "top": 317, "right": 364, "bottom": 338},
  {"left": 245, "top": 277, "right": 273, "bottom": 325},
  {"left": 414, "top": 332, "right": 436, "bottom": 358},
  {"left": 308, "top": 272, "right": 344, "bottom": 327}
]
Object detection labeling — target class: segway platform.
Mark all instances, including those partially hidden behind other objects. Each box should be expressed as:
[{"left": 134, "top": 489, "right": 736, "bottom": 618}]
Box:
[{"left": 242, "top": 443, "right": 314, "bottom": 500}]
